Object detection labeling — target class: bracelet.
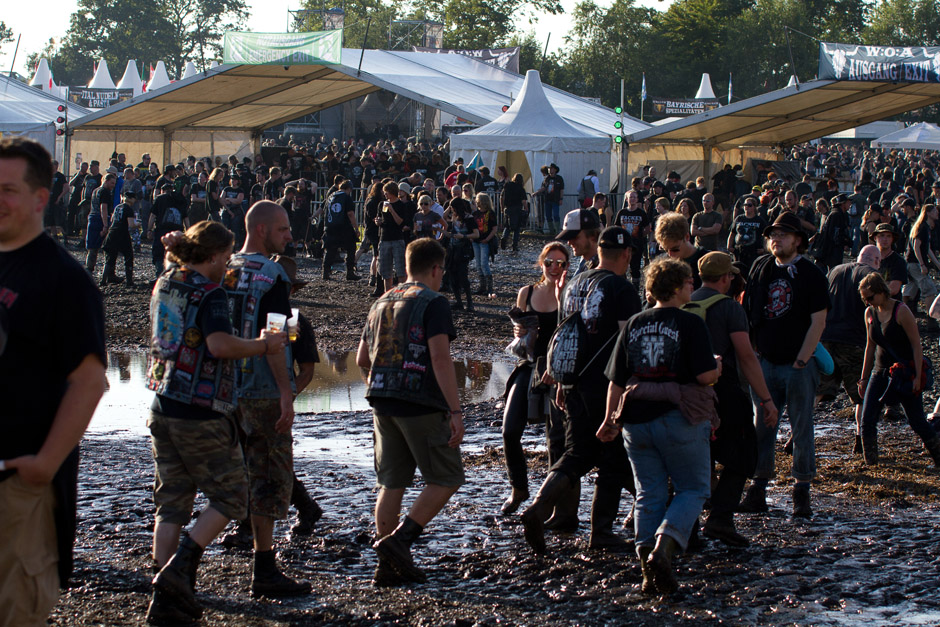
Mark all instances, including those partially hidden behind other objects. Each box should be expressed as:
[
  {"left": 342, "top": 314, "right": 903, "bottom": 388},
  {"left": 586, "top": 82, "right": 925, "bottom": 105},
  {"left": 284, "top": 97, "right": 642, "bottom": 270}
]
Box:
[
  {"left": 759, "top": 398, "right": 772, "bottom": 406},
  {"left": 449, "top": 409, "right": 463, "bottom": 416}
]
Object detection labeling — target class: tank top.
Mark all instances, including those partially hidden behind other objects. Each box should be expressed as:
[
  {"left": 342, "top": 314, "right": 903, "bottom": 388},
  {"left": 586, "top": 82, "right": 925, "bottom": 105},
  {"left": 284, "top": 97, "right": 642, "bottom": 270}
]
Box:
[
  {"left": 526, "top": 284, "right": 558, "bottom": 358},
  {"left": 868, "top": 301, "right": 914, "bottom": 371}
]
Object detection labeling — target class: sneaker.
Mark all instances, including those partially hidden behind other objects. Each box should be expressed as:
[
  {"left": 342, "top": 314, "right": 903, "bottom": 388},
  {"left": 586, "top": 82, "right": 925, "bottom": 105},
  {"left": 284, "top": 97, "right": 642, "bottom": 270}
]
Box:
[{"left": 792, "top": 485, "right": 812, "bottom": 518}]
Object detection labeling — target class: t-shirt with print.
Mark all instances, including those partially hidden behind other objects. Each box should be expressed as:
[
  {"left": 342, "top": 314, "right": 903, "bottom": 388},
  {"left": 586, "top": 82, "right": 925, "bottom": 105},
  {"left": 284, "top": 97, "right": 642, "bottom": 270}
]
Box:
[
  {"left": 729, "top": 214, "right": 767, "bottom": 258},
  {"left": 605, "top": 306, "right": 716, "bottom": 423},
  {"left": 615, "top": 207, "right": 650, "bottom": 242},
  {"left": 472, "top": 208, "right": 496, "bottom": 240},
  {"left": 754, "top": 256, "right": 830, "bottom": 365}
]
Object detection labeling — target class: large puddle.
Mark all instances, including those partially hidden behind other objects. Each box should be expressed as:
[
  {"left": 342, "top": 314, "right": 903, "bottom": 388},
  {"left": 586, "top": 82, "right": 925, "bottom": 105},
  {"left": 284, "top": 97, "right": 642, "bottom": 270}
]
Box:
[{"left": 91, "top": 351, "right": 512, "bottom": 436}]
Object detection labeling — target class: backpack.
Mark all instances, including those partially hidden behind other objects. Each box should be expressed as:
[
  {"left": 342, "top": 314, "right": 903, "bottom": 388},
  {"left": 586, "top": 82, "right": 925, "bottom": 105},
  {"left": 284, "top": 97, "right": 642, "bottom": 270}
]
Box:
[
  {"left": 547, "top": 272, "right": 615, "bottom": 385},
  {"left": 683, "top": 293, "right": 730, "bottom": 320},
  {"left": 577, "top": 176, "right": 596, "bottom": 202}
]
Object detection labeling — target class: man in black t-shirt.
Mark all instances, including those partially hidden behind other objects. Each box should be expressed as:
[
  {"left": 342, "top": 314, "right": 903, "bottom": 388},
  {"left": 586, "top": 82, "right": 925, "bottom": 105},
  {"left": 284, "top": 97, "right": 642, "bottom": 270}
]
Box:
[
  {"left": 742, "top": 212, "right": 829, "bottom": 518},
  {"left": 45, "top": 160, "right": 68, "bottom": 241},
  {"left": 655, "top": 212, "right": 708, "bottom": 291},
  {"left": 521, "top": 227, "right": 641, "bottom": 555},
  {"left": 356, "top": 239, "right": 464, "bottom": 586},
  {"left": 66, "top": 162, "right": 89, "bottom": 238},
  {"left": 873, "top": 223, "right": 907, "bottom": 297},
  {"left": 0, "top": 137, "right": 106, "bottom": 625},
  {"left": 727, "top": 197, "right": 767, "bottom": 273},
  {"left": 322, "top": 180, "right": 360, "bottom": 281},
  {"left": 100, "top": 190, "right": 139, "bottom": 287},
  {"left": 148, "top": 183, "right": 189, "bottom": 278},
  {"left": 615, "top": 190, "right": 650, "bottom": 287}
]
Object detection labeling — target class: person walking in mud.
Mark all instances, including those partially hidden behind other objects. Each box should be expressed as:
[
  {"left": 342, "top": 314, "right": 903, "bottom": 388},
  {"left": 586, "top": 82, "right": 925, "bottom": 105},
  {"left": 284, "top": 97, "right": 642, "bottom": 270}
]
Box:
[
  {"left": 145, "top": 221, "right": 288, "bottom": 624},
  {"left": 356, "top": 238, "right": 465, "bottom": 586},
  {"left": 740, "top": 212, "right": 829, "bottom": 518},
  {"left": 521, "top": 227, "right": 640, "bottom": 554},
  {"left": 0, "top": 137, "right": 107, "bottom": 626}
]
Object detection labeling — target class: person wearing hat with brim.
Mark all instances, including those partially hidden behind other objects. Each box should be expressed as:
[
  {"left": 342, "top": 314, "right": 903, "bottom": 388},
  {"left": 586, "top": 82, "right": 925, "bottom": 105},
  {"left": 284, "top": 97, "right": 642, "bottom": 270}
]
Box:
[
  {"left": 524, "top": 226, "right": 640, "bottom": 555},
  {"left": 555, "top": 208, "right": 601, "bottom": 274},
  {"left": 687, "top": 251, "right": 777, "bottom": 547},
  {"left": 871, "top": 222, "right": 906, "bottom": 297},
  {"left": 99, "top": 188, "right": 139, "bottom": 287},
  {"left": 740, "top": 211, "right": 830, "bottom": 518},
  {"left": 539, "top": 163, "right": 564, "bottom": 234},
  {"left": 814, "top": 192, "right": 852, "bottom": 272}
]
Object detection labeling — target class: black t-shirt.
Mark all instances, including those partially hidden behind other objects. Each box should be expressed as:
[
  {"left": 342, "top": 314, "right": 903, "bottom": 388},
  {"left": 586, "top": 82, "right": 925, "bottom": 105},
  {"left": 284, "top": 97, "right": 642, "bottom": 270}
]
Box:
[
  {"left": 559, "top": 269, "right": 641, "bottom": 385},
  {"left": 821, "top": 262, "right": 876, "bottom": 347},
  {"left": 682, "top": 246, "right": 709, "bottom": 290},
  {"left": 615, "top": 207, "right": 650, "bottom": 241},
  {"left": 729, "top": 214, "right": 767, "bottom": 256},
  {"left": 263, "top": 177, "right": 285, "bottom": 201},
  {"left": 221, "top": 186, "right": 243, "bottom": 212},
  {"left": 151, "top": 192, "right": 188, "bottom": 232},
  {"left": 325, "top": 190, "right": 356, "bottom": 233},
  {"left": 151, "top": 287, "right": 233, "bottom": 420},
  {"left": 90, "top": 186, "right": 112, "bottom": 215},
  {"left": 50, "top": 172, "right": 66, "bottom": 204},
  {"left": 880, "top": 250, "right": 908, "bottom": 295},
  {"left": 191, "top": 183, "right": 208, "bottom": 205},
  {"left": 108, "top": 202, "right": 137, "bottom": 236},
  {"left": 206, "top": 180, "right": 221, "bottom": 213},
  {"left": 753, "top": 256, "right": 830, "bottom": 364},
  {"left": 0, "top": 234, "right": 106, "bottom": 466},
  {"left": 689, "top": 286, "right": 748, "bottom": 384},
  {"left": 364, "top": 295, "right": 457, "bottom": 416},
  {"left": 605, "top": 307, "right": 716, "bottom": 423},
  {"left": 379, "top": 200, "right": 410, "bottom": 241},
  {"left": 906, "top": 221, "right": 933, "bottom": 265},
  {"left": 68, "top": 173, "right": 86, "bottom": 206}
]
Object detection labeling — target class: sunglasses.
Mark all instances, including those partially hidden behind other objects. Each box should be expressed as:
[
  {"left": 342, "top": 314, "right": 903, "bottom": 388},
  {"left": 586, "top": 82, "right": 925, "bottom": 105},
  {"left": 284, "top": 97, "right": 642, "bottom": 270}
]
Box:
[
  {"left": 860, "top": 292, "right": 875, "bottom": 302},
  {"left": 543, "top": 259, "right": 568, "bottom": 268}
]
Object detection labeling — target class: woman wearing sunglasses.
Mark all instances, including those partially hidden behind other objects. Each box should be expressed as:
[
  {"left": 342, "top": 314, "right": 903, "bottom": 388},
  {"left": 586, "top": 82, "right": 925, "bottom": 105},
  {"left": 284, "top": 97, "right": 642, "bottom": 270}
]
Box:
[{"left": 500, "top": 243, "right": 573, "bottom": 518}]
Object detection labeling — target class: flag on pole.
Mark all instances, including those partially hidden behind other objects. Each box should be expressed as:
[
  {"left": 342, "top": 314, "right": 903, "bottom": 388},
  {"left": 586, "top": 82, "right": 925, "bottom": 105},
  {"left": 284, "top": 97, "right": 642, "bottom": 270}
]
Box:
[
  {"left": 641, "top": 73, "right": 647, "bottom": 102},
  {"left": 467, "top": 152, "right": 483, "bottom": 171},
  {"left": 728, "top": 72, "right": 732, "bottom": 105}
]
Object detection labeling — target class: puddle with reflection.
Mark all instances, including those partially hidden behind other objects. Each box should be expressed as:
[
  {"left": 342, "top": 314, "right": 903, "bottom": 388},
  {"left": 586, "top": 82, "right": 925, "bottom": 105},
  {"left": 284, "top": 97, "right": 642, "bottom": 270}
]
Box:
[{"left": 91, "top": 351, "right": 511, "bottom": 437}]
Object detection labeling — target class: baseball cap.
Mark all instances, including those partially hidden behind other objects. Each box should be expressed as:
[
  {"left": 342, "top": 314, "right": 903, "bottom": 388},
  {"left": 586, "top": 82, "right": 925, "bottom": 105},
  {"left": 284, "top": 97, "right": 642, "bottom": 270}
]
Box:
[
  {"left": 555, "top": 209, "right": 600, "bottom": 241},
  {"left": 597, "top": 226, "right": 636, "bottom": 250},
  {"left": 698, "top": 251, "right": 739, "bottom": 277}
]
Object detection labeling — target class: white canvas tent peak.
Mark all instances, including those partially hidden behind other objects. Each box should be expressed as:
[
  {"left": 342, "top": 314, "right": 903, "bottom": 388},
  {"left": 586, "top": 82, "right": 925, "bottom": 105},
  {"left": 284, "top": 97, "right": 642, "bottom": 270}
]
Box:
[
  {"left": 88, "top": 59, "right": 116, "bottom": 89},
  {"left": 117, "top": 61, "right": 144, "bottom": 96},
  {"left": 146, "top": 61, "right": 171, "bottom": 92},
  {"left": 695, "top": 73, "right": 716, "bottom": 99},
  {"left": 30, "top": 58, "right": 54, "bottom": 92},
  {"left": 872, "top": 122, "right": 940, "bottom": 150},
  {"left": 182, "top": 62, "right": 198, "bottom": 80}
]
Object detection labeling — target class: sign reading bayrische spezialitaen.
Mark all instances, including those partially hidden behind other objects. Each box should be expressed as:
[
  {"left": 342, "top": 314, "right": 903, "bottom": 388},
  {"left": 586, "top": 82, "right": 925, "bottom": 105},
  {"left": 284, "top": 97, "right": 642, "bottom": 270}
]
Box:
[{"left": 819, "top": 42, "right": 940, "bottom": 83}]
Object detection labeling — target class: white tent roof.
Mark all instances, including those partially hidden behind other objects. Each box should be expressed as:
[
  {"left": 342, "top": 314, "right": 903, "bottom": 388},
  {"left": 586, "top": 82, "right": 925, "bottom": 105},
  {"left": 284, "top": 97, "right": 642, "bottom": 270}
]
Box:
[
  {"left": 872, "top": 122, "right": 940, "bottom": 150},
  {"left": 0, "top": 74, "right": 91, "bottom": 130},
  {"left": 88, "top": 59, "right": 116, "bottom": 89},
  {"left": 181, "top": 62, "right": 198, "bottom": 80},
  {"left": 30, "top": 59, "right": 54, "bottom": 92},
  {"left": 694, "top": 73, "right": 716, "bottom": 99},
  {"left": 117, "top": 60, "right": 144, "bottom": 96},
  {"left": 451, "top": 70, "right": 609, "bottom": 152},
  {"left": 146, "top": 61, "right": 171, "bottom": 92}
]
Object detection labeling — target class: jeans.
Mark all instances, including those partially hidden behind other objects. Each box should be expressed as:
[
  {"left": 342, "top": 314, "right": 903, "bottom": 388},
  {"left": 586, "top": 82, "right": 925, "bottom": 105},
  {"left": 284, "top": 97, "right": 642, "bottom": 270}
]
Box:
[
  {"left": 544, "top": 200, "right": 560, "bottom": 225},
  {"left": 752, "top": 358, "right": 819, "bottom": 482},
  {"left": 472, "top": 241, "right": 491, "bottom": 277},
  {"left": 849, "top": 215, "right": 862, "bottom": 256},
  {"left": 622, "top": 409, "right": 711, "bottom": 551},
  {"left": 861, "top": 370, "right": 935, "bottom": 445}
]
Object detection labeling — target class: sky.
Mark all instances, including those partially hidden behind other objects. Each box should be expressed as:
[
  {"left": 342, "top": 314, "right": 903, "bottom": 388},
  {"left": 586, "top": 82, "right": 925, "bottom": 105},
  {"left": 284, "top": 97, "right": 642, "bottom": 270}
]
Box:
[{"left": 0, "top": 0, "right": 672, "bottom": 81}]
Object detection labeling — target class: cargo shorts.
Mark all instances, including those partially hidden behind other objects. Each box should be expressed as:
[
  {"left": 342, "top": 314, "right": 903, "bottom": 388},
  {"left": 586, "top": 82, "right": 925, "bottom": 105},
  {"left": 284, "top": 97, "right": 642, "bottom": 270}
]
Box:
[
  {"left": 373, "top": 410, "right": 466, "bottom": 489},
  {"left": 818, "top": 341, "right": 865, "bottom": 405},
  {"left": 148, "top": 411, "right": 248, "bottom": 525},
  {"left": 236, "top": 399, "right": 293, "bottom": 519}
]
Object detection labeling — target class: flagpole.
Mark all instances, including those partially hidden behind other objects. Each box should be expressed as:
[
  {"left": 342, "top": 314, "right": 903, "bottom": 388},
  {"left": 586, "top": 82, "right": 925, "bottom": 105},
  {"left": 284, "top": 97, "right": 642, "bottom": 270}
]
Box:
[
  {"left": 640, "top": 72, "right": 645, "bottom": 122},
  {"left": 728, "top": 72, "right": 732, "bottom": 105}
]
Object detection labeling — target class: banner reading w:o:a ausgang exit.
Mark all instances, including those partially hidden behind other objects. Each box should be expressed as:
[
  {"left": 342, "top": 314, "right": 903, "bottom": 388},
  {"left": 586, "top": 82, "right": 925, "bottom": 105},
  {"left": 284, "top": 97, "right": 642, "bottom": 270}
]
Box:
[{"left": 819, "top": 42, "right": 940, "bottom": 83}]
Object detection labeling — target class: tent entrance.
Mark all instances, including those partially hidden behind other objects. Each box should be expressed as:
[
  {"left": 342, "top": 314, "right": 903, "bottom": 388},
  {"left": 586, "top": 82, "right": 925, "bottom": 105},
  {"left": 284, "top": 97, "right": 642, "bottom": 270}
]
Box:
[{"left": 495, "top": 151, "right": 534, "bottom": 190}]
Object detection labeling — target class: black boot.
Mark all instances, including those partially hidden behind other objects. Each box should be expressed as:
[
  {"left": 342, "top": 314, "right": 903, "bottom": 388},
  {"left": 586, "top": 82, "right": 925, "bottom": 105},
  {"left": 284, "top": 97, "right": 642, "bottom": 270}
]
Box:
[
  {"left": 369, "top": 273, "right": 377, "bottom": 287},
  {"left": 373, "top": 516, "right": 427, "bottom": 583},
  {"left": 520, "top": 471, "right": 572, "bottom": 554},
  {"left": 737, "top": 481, "right": 769, "bottom": 513},
  {"left": 792, "top": 483, "right": 812, "bottom": 518},
  {"left": 371, "top": 282, "right": 384, "bottom": 297},
  {"left": 290, "top": 476, "right": 323, "bottom": 536},
  {"left": 152, "top": 535, "right": 204, "bottom": 619},
  {"left": 637, "top": 546, "right": 655, "bottom": 595},
  {"left": 475, "top": 277, "right": 487, "bottom": 296},
  {"left": 465, "top": 291, "right": 474, "bottom": 313},
  {"left": 544, "top": 479, "right": 580, "bottom": 532},
  {"left": 486, "top": 275, "right": 494, "bottom": 297},
  {"left": 924, "top": 436, "right": 940, "bottom": 467},
  {"left": 251, "top": 549, "right": 312, "bottom": 597},
  {"left": 647, "top": 534, "right": 680, "bottom": 594},
  {"left": 588, "top": 483, "right": 629, "bottom": 551},
  {"left": 346, "top": 268, "right": 362, "bottom": 281},
  {"left": 703, "top": 470, "right": 749, "bottom": 547},
  {"left": 372, "top": 553, "right": 404, "bottom": 588},
  {"left": 862, "top": 431, "right": 879, "bottom": 465},
  {"left": 221, "top": 517, "right": 253, "bottom": 549},
  {"left": 124, "top": 261, "right": 135, "bottom": 287},
  {"left": 146, "top": 587, "right": 198, "bottom": 625}
]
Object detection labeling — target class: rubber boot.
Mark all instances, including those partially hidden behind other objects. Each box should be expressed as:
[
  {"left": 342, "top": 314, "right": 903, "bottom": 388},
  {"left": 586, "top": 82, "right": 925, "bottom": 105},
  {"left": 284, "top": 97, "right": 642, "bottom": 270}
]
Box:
[
  {"left": 703, "top": 469, "right": 750, "bottom": 547},
  {"left": 290, "top": 475, "right": 323, "bottom": 536},
  {"left": 588, "top": 483, "right": 629, "bottom": 551},
  {"left": 372, "top": 553, "right": 403, "bottom": 588},
  {"left": 373, "top": 516, "right": 427, "bottom": 583},
  {"left": 152, "top": 535, "right": 204, "bottom": 619},
  {"left": 792, "top": 482, "right": 812, "bottom": 518},
  {"left": 544, "top": 479, "right": 580, "bottom": 532},
  {"left": 924, "top": 436, "right": 940, "bottom": 467},
  {"left": 637, "top": 546, "right": 655, "bottom": 595},
  {"left": 520, "top": 471, "right": 572, "bottom": 554},
  {"left": 146, "top": 587, "right": 197, "bottom": 625},
  {"left": 251, "top": 550, "right": 312, "bottom": 597},
  {"left": 862, "top": 431, "right": 879, "bottom": 465},
  {"left": 647, "top": 534, "right": 680, "bottom": 594},
  {"left": 346, "top": 269, "right": 362, "bottom": 281},
  {"left": 99, "top": 257, "right": 119, "bottom": 286},
  {"left": 371, "top": 282, "right": 384, "bottom": 297}
]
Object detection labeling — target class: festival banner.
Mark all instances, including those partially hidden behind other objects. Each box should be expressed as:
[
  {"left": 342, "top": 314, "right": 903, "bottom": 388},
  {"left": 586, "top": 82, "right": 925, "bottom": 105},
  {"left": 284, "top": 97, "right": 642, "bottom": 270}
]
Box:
[
  {"left": 413, "top": 47, "right": 521, "bottom": 73},
  {"left": 68, "top": 87, "right": 134, "bottom": 109},
  {"left": 819, "top": 42, "right": 940, "bottom": 82},
  {"left": 223, "top": 31, "right": 342, "bottom": 65},
  {"left": 649, "top": 97, "right": 720, "bottom": 117}
]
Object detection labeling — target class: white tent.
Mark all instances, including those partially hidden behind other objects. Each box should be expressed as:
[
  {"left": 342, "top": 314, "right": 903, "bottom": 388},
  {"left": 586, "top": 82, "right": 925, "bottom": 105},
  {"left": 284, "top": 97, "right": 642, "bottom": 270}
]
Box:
[
  {"left": 117, "top": 60, "right": 144, "bottom": 97},
  {"left": 88, "top": 59, "right": 116, "bottom": 89},
  {"left": 450, "top": 70, "right": 613, "bottom": 193},
  {"left": 872, "top": 122, "right": 940, "bottom": 150},
  {"left": 181, "top": 61, "right": 198, "bottom": 80},
  {"left": 146, "top": 61, "right": 171, "bottom": 92},
  {"left": 0, "top": 74, "right": 91, "bottom": 162},
  {"left": 30, "top": 58, "right": 55, "bottom": 93}
]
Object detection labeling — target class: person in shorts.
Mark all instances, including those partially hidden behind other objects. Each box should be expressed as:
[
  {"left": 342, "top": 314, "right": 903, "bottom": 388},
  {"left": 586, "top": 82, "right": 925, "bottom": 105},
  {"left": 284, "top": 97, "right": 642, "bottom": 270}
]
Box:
[{"left": 357, "top": 238, "right": 465, "bottom": 586}]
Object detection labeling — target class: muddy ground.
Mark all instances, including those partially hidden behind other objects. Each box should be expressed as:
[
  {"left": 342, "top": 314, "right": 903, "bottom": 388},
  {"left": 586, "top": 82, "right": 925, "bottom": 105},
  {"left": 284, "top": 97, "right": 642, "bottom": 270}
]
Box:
[{"left": 54, "top": 237, "right": 940, "bottom": 625}]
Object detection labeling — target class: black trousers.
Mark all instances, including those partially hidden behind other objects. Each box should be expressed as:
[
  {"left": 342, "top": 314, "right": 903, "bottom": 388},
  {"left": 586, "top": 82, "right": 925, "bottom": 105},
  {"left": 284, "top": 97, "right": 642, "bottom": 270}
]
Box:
[
  {"left": 323, "top": 230, "right": 357, "bottom": 275},
  {"left": 709, "top": 380, "right": 758, "bottom": 520}
]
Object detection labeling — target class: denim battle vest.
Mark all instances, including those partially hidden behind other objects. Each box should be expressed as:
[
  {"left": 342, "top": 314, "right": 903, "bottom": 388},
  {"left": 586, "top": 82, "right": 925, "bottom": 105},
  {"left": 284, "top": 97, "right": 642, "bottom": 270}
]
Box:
[
  {"left": 148, "top": 266, "right": 237, "bottom": 414},
  {"left": 225, "top": 252, "right": 295, "bottom": 399},
  {"left": 364, "top": 282, "right": 448, "bottom": 411}
]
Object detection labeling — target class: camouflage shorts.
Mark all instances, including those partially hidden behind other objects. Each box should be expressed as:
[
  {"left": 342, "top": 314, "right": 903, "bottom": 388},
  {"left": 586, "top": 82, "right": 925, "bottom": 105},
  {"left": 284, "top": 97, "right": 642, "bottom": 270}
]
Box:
[
  {"left": 818, "top": 341, "right": 865, "bottom": 405},
  {"left": 148, "top": 411, "right": 248, "bottom": 525},
  {"left": 236, "top": 399, "right": 293, "bottom": 519}
]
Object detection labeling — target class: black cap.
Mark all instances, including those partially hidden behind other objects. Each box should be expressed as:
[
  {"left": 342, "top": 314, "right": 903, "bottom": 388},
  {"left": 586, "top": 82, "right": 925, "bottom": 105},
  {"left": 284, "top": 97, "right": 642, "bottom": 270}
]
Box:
[
  {"left": 598, "top": 226, "right": 636, "bottom": 250},
  {"left": 800, "top": 193, "right": 814, "bottom": 201}
]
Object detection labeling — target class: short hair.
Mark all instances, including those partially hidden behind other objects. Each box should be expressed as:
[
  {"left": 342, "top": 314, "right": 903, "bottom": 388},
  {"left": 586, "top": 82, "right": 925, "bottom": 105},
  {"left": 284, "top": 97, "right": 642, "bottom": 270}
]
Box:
[
  {"left": 593, "top": 192, "right": 606, "bottom": 201},
  {"left": 655, "top": 212, "right": 690, "bottom": 244},
  {"left": 859, "top": 272, "right": 889, "bottom": 298},
  {"left": 333, "top": 174, "right": 345, "bottom": 185},
  {"left": 166, "top": 220, "right": 234, "bottom": 266},
  {"left": 512, "top": 173, "right": 524, "bottom": 184},
  {"left": 382, "top": 181, "right": 399, "bottom": 196},
  {"left": 270, "top": 167, "right": 281, "bottom": 176},
  {"left": 406, "top": 237, "right": 445, "bottom": 276},
  {"left": 0, "top": 137, "right": 53, "bottom": 190},
  {"left": 104, "top": 173, "right": 117, "bottom": 183},
  {"left": 646, "top": 256, "right": 692, "bottom": 302},
  {"left": 339, "top": 180, "right": 352, "bottom": 191}
]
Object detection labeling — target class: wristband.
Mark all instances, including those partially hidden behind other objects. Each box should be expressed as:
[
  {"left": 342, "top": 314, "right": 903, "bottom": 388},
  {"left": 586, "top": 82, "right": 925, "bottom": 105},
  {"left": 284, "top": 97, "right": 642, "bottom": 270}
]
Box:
[
  {"left": 759, "top": 398, "right": 772, "bottom": 406},
  {"left": 449, "top": 409, "right": 463, "bottom": 417}
]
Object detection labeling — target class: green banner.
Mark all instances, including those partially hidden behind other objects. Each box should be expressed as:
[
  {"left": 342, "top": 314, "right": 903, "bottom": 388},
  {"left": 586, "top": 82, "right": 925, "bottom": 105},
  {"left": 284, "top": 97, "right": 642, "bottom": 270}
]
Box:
[{"left": 223, "top": 31, "right": 342, "bottom": 65}]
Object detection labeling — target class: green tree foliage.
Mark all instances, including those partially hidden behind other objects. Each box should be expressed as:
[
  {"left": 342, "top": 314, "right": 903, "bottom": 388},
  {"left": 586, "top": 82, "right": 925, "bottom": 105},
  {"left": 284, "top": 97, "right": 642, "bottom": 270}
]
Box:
[
  {"left": 0, "top": 21, "right": 13, "bottom": 49},
  {"left": 863, "top": 0, "right": 940, "bottom": 46}
]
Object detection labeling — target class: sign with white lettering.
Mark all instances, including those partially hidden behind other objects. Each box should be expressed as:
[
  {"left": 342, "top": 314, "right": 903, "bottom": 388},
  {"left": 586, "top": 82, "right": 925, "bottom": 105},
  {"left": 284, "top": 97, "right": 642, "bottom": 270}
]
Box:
[{"left": 819, "top": 42, "right": 940, "bottom": 82}]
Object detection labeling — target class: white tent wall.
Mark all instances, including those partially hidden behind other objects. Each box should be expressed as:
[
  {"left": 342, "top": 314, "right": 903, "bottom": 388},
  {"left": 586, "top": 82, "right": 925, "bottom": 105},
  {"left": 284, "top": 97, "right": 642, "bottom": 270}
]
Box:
[
  {"left": 70, "top": 129, "right": 253, "bottom": 166},
  {"left": 0, "top": 124, "right": 58, "bottom": 160},
  {"left": 451, "top": 146, "right": 611, "bottom": 195}
]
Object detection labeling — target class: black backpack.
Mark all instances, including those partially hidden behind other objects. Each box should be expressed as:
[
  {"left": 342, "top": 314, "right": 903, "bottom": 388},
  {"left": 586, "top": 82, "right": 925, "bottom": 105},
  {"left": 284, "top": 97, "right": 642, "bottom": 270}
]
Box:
[{"left": 547, "top": 272, "right": 616, "bottom": 385}]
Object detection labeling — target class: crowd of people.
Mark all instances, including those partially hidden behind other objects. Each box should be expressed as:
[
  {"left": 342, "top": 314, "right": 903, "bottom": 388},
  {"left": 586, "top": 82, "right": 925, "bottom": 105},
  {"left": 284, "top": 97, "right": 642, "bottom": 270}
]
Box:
[{"left": 8, "top": 130, "right": 940, "bottom": 627}]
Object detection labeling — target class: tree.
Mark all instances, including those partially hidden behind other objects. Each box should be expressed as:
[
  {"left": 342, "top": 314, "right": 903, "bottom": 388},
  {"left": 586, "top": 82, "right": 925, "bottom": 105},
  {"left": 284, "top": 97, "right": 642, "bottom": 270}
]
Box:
[
  {"left": 0, "top": 21, "right": 12, "bottom": 49},
  {"left": 161, "top": 0, "right": 250, "bottom": 75},
  {"left": 863, "top": 0, "right": 940, "bottom": 46}
]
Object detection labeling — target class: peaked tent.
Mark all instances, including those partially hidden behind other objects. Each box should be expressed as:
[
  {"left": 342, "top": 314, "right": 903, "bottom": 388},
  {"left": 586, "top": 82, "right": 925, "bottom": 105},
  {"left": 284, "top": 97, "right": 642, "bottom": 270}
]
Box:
[
  {"left": 89, "top": 59, "right": 116, "bottom": 89},
  {"left": 450, "top": 70, "right": 612, "bottom": 192},
  {"left": 872, "top": 122, "right": 940, "bottom": 150},
  {"left": 0, "top": 74, "right": 91, "bottom": 161}
]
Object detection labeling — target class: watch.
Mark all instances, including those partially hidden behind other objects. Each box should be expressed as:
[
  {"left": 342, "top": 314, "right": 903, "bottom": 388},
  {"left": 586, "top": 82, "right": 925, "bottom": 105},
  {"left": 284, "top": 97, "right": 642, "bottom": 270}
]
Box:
[{"left": 796, "top": 359, "right": 807, "bottom": 368}]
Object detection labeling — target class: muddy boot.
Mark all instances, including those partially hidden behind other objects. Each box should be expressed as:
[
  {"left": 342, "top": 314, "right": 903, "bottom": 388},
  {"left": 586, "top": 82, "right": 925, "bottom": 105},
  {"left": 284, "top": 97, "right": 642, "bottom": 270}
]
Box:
[
  {"left": 500, "top": 486, "right": 529, "bottom": 516},
  {"left": 792, "top": 482, "right": 812, "bottom": 518},
  {"left": 647, "top": 534, "right": 680, "bottom": 594},
  {"left": 251, "top": 550, "right": 312, "bottom": 597},
  {"left": 346, "top": 269, "right": 362, "bottom": 281},
  {"left": 221, "top": 518, "right": 253, "bottom": 549},
  {"left": 452, "top": 290, "right": 464, "bottom": 311},
  {"left": 465, "top": 292, "right": 474, "bottom": 313},
  {"left": 290, "top": 476, "right": 323, "bottom": 536},
  {"left": 373, "top": 516, "right": 427, "bottom": 583},
  {"left": 146, "top": 587, "right": 198, "bottom": 626},
  {"left": 588, "top": 483, "right": 629, "bottom": 551},
  {"left": 370, "top": 282, "right": 384, "bottom": 297},
  {"left": 544, "top": 479, "right": 580, "bottom": 533},
  {"left": 924, "top": 436, "right": 940, "bottom": 467},
  {"left": 368, "top": 273, "right": 377, "bottom": 287},
  {"left": 853, "top": 434, "right": 862, "bottom": 455},
  {"left": 475, "top": 277, "right": 487, "bottom": 296},
  {"left": 520, "top": 471, "right": 572, "bottom": 554},
  {"left": 152, "top": 535, "right": 203, "bottom": 619},
  {"left": 637, "top": 546, "right": 655, "bottom": 595},
  {"left": 85, "top": 248, "right": 99, "bottom": 275},
  {"left": 704, "top": 469, "right": 749, "bottom": 547},
  {"left": 737, "top": 481, "right": 769, "bottom": 513},
  {"left": 703, "top": 513, "right": 749, "bottom": 547},
  {"left": 486, "top": 275, "right": 495, "bottom": 297},
  {"left": 862, "top": 431, "right": 879, "bottom": 466},
  {"left": 372, "top": 553, "right": 404, "bottom": 588}
]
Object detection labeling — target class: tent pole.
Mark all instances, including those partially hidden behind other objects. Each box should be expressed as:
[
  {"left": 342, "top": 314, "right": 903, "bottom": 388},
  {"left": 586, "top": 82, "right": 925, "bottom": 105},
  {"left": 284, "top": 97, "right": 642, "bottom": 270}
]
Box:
[
  {"left": 163, "top": 132, "right": 172, "bottom": 167},
  {"left": 702, "top": 144, "right": 711, "bottom": 183}
]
